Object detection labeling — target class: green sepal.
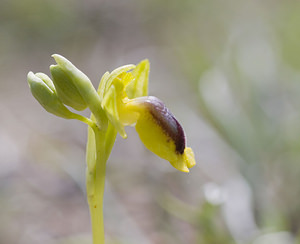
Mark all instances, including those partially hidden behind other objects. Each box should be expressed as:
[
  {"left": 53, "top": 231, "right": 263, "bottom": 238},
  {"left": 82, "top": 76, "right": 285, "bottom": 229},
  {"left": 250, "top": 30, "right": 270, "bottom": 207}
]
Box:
[
  {"left": 103, "top": 64, "right": 135, "bottom": 95},
  {"left": 102, "top": 82, "right": 127, "bottom": 138},
  {"left": 126, "top": 59, "right": 149, "bottom": 98},
  {"left": 98, "top": 64, "right": 135, "bottom": 137},
  {"left": 50, "top": 64, "right": 87, "bottom": 111},
  {"left": 98, "top": 71, "right": 110, "bottom": 100}
]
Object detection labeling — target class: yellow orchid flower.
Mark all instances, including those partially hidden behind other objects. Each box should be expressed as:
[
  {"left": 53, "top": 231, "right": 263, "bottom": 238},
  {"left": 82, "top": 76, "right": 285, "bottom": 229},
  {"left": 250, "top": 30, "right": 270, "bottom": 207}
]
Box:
[{"left": 101, "top": 60, "right": 196, "bottom": 172}]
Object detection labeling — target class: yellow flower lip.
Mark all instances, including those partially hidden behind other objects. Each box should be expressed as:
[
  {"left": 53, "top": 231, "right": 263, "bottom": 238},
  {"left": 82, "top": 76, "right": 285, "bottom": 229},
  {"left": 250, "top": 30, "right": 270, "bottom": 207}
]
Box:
[
  {"left": 128, "top": 96, "right": 186, "bottom": 154},
  {"left": 126, "top": 96, "right": 196, "bottom": 173}
]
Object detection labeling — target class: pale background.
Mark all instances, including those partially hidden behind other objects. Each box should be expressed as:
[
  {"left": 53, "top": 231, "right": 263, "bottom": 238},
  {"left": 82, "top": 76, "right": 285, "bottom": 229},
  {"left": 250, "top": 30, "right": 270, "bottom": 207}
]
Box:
[{"left": 1, "top": 0, "right": 300, "bottom": 243}]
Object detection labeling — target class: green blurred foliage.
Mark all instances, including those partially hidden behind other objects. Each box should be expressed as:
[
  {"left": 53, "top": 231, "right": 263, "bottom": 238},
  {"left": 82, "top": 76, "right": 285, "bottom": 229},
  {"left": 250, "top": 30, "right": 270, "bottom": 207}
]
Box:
[
  {"left": 0, "top": 0, "right": 78, "bottom": 51},
  {"left": 277, "top": 1, "right": 300, "bottom": 71}
]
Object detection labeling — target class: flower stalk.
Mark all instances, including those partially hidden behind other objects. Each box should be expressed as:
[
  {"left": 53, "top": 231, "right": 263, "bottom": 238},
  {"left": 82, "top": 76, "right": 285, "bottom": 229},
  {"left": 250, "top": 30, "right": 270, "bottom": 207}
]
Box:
[
  {"left": 86, "top": 124, "right": 108, "bottom": 244},
  {"left": 27, "top": 54, "right": 196, "bottom": 244}
]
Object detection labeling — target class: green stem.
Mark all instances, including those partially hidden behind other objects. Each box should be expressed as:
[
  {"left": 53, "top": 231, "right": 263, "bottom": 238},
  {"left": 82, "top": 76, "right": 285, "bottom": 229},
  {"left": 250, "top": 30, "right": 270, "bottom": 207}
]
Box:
[
  {"left": 72, "top": 114, "right": 95, "bottom": 127},
  {"left": 86, "top": 125, "right": 107, "bottom": 244},
  {"left": 85, "top": 75, "right": 118, "bottom": 243}
]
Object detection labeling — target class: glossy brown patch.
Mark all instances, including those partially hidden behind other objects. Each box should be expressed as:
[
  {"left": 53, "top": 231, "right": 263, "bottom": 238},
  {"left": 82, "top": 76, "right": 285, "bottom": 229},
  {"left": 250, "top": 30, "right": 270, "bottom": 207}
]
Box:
[{"left": 144, "top": 96, "right": 186, "bottom": 154}]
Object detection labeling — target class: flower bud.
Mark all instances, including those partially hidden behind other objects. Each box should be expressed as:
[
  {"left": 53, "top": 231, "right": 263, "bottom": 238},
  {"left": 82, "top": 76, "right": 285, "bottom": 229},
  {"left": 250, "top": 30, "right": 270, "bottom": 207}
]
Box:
[
  {"left": 27, "top": 71, "right": 77, "bottom": 119},
  {"left": 50, "top": 64, "right": 87, "bottom": 111},
  {"left": 52, "top": 54, "right": 107, "bottom": 127},
  {"left": 35, "top": 72, "right": 55, "bottom": 91}
]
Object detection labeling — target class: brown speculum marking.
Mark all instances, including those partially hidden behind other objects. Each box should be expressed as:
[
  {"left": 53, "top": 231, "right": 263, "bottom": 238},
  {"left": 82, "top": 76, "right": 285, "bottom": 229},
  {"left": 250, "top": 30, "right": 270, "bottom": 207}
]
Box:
[{"left": 143, "top": 96, "right": 186, "bottom": 154}]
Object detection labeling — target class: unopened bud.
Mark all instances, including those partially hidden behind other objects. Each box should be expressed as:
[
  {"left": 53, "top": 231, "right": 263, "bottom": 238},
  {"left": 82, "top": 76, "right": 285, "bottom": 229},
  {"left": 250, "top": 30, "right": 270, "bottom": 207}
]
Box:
[
  {"left": 52, "top": 54, "right": 106, "bottom": 127},
  {"left": 50, "top": 64, "right": 87, "bottom": 111},
  {"left": 27, "top": 72, "right": 77, "bottom": 119}
]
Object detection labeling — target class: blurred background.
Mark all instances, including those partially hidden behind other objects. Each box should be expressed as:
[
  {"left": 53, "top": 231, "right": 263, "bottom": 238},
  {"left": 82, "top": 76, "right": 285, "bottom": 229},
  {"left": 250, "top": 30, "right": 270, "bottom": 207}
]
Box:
[{"left": 1, "top": 0, "right": 300, "bottom": 243}]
